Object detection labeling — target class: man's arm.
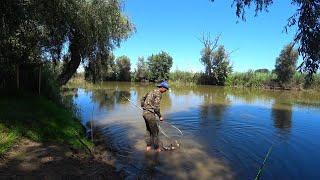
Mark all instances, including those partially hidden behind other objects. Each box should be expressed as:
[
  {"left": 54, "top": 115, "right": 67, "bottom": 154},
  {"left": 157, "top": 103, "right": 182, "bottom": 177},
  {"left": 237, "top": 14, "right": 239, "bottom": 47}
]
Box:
[
  {"left": 154, "top": 93, "right": 162, "bottom": 118},
  {"left": 140, "top": 92, "right": 148, "bottom": 109}
]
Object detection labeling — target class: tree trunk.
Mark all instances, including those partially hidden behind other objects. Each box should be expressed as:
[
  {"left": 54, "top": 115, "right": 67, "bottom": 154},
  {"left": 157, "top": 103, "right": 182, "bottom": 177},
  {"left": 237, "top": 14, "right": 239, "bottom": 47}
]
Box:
[{"left": 57, "top": 35, "right": 81, "bottom": 86}]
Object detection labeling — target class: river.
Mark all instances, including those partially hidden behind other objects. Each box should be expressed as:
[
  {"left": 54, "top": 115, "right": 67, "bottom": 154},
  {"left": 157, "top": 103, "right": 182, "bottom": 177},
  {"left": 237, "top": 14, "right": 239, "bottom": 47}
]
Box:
[{"left": 71, "top": 82, "right": 320, "bottom": 179}]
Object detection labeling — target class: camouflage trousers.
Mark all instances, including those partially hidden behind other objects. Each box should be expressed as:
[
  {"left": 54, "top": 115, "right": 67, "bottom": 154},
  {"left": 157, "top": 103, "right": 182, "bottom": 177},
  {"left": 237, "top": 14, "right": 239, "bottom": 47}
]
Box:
[{"left": 143, "top": 111, "right": 159, "bottom": 149}]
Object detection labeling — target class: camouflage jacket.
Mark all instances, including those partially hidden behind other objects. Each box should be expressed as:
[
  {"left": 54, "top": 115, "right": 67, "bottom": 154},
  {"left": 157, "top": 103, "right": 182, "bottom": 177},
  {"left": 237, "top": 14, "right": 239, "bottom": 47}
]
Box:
[{"left": 141, "top": 89, "right": 162, "bottom": 118}]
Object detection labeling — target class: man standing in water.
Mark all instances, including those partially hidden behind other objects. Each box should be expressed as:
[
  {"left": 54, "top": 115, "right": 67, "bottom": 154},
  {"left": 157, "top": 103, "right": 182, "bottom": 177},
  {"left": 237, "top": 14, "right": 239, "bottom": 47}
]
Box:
[{"left": 141, "top": 81, "right": 169, "bottom": 152}]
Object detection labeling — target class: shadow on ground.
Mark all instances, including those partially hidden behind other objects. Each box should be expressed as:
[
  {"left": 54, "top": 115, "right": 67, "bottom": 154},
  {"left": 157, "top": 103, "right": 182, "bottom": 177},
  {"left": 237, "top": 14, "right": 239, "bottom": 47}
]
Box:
[{"left": 0, "top": 139, "right": 123, "bottom": 180}]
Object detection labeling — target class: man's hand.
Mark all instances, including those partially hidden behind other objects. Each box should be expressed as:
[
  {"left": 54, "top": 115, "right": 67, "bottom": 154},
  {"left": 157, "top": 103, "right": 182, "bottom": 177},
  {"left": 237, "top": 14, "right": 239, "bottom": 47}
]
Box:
[{"left": 159, "top": 117, "right": 164, "bottom": 121}]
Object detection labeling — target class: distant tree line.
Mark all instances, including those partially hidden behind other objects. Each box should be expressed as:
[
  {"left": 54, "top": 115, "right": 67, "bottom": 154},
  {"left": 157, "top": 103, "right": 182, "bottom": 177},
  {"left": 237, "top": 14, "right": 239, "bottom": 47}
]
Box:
[
  {"left": 84, "top": 51, "right": 173, "bottom": 83},
  {"left": 83, "top": 35, "right": 319, "bottom": 90},
  {"left": 170, "top": 41, "right": 320, "bottom": 89},
  {"left": 133, "top": 51, "right": 173, "bottom": 82}
]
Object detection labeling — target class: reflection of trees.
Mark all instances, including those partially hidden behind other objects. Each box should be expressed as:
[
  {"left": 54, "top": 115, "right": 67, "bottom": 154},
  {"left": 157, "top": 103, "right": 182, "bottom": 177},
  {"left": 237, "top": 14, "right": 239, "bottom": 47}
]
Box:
[
  {"left": 200, "top": 104, "right": 228, "bottom": 122},
  {"left": 271, "top": 100, "right": 293, "bottom": 130},
  {"left": 161, "top": 93, "right": 172, "bottom": 112},
  {"left": 169, "top": 84, "right": 196, "bottom": 96},
  {"left": 198, "top": 88, "right": 230, "bottom": 122},
  {"left": 91, "top": 89, "right": 130, "bottom": 110},
  {"left": 226, "top": 87, "right": 320, "bottom": 108}
]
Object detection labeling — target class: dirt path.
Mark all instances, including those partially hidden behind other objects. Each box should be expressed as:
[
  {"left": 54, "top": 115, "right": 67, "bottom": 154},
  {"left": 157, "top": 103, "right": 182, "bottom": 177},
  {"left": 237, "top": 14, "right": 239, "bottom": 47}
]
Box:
[{"left": 0, "top": 139, "right": 123, "bottom": 179}]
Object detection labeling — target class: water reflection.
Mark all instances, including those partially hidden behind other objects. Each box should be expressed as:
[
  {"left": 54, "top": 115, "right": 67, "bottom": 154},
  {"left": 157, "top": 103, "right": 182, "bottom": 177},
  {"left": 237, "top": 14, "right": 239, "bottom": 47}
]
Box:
[
  {"left": 138, "top": 153, "right": 161, "bottom": 179},
  {"left": 226, "top": 87, "right": 320, "bottom": 109},
  {"left": 200, "top": 89, "right": 230, "bottom": 122},
  {"left": 272, "top": 100, "right": 293, "bottom": 130},
  {"left": 71, "top": 82, "right": 320, "bottom": 179},
  {"left": 91, "top": 89, "right": 130, "bottom": 110}
]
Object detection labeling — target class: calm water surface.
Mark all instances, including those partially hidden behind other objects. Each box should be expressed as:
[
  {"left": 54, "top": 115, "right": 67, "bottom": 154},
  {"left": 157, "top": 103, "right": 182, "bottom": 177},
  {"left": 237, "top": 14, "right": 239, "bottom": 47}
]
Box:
[{"left": 71, "top": 82, "right": 320, "bottom": 179}]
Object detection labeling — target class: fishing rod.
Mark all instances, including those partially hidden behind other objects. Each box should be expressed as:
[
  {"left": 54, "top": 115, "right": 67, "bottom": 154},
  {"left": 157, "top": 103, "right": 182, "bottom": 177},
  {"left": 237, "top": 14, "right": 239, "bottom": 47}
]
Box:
[
  {"left": 123, "top": 96, "right": 170, "bottom": 138},
  {"left": 254, "top": 145, "right": 273, "bottom": 180},
  {"left": 121, "top": 96, "right": 183, "bottom": 137}
]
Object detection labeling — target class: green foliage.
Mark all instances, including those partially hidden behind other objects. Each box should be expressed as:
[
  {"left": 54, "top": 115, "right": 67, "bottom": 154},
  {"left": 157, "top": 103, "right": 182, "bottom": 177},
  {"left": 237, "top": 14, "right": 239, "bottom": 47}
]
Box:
[
  {"left": 147, "top": 51, "right": 173, "bottom": 82},
  {"left": 275, "top": 44, "right": 299, "bottom": 84},
  {"left": 0, "top": 95, "right": 92, "bottom": 155},
  {"left": 40, "top": 64, "right": 62, "bottom": 103},
  {"left": 292, "top": 72, "right": 320, "bottom": 89},
  {"left": 85, "top": 53, "right": 116, "bottom": 83},
  {"left": 0, "top": 124, "right": 19, "bottom": 155},
  {"left": 211, "top": 46, "right": 233, "bottom": 85},
  {"left": 225, "top": 71, "right": 275, "bottom": 88},
  {"left": 134, "top": 57, "right": 148, "bottom": 82},
  {"left": 169, "top": 70, "right": 197, "bottom": 84},
  {"left": 0, "top": 0, "right": 134, "bottom": 86},
  {"left": 311, "top": 74, "right": 320, "bottom": 89},
  {"left": 116, "top": 56, "right": 131, "bottom": 81},
  {"left": 255, "top": 69, "right": 270, "bottom": 73},
  {"left": 225, "top": 70, "right": 320, "bottom": 90},
  {"left": 199, "top": 35, "right": 232, "bottom": 85},
  {"left": 0, "top": 63, "right": 62, "bottom": 104}
]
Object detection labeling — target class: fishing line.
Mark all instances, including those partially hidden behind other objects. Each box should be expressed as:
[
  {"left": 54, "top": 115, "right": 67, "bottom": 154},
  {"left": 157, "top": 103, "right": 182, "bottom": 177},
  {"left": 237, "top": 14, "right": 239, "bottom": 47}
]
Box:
[{"left": 121, "top": 96, "right": 183, "bottom": 139}]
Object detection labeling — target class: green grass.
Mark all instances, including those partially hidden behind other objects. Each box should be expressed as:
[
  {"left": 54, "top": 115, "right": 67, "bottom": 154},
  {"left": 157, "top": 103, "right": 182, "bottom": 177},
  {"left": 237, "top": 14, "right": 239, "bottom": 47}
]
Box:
[
  {"left": 169, "top": 70, "right": 198, "bottom": 85},
  {"left": 0, "top": 124, "right": 19, "bottom": 154},
  {"left": 68, "top": 71, "right": 320, "bottom": 91},
  {"left": 225, "top": 71, "right": 275, "bottom": 88},
  {"left": 225, "top": 71, "right": 320, "bottom": 89},
  {"left": 0, "top": 94, "right": 93, "bottom": 155}
]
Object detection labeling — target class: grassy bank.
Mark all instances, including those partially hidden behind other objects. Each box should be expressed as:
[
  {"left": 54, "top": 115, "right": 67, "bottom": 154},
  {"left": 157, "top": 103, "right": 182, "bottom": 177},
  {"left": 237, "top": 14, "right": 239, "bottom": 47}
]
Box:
[
  {"left": 169, "top": 71, "right": 320, "bottom": 90},
  {"left": 225, "top": 72, "right": 320, "bottom": 89},
  {"left": 68, "top": 71, "right": 320, "bottom": 90},
  {"left": 0, "top": 94, "right": 92, "bottom": 155}
]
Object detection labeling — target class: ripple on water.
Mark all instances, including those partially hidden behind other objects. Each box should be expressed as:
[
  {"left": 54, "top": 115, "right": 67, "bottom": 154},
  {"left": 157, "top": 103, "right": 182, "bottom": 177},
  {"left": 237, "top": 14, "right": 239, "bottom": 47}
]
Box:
[{"left": 73, "top": 85, "right": 320, "bottom": 179}]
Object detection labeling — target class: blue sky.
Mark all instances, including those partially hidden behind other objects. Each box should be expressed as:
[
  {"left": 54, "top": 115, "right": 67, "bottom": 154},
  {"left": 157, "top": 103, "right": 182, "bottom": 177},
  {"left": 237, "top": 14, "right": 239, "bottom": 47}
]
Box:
[{"left": 114, "top": 0, "right": 299, "bottom": 72}]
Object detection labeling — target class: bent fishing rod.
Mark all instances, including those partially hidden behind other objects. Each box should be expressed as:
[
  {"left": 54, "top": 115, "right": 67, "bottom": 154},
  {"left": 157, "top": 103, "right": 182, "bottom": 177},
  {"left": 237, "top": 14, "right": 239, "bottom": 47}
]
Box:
[{"left": 121, "top": 96, "right": 183, "bottom": 137}]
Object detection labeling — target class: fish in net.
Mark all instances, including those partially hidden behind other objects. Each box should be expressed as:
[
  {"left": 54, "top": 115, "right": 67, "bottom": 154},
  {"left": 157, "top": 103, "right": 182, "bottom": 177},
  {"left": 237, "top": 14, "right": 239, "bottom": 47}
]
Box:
[{"left": 158, "top": 121, "right": 183, "bottom": 151}]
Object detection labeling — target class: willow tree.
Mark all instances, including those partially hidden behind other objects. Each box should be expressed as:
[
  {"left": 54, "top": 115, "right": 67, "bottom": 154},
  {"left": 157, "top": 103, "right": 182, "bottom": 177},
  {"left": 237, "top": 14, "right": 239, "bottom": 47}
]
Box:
[
  {"left": 211, "top": 0, "right": 320, "bottom": 82},
  {"left": 52, "top": 0, "right": 134, "bottom": 85},
  {"left": 0, "top": 0, "right": 134, "bottom": 86}
]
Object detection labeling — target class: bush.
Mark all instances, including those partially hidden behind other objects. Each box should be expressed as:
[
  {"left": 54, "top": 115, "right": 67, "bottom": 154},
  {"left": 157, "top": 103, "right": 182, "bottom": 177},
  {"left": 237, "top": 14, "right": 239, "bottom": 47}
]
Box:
[
  {"left": 225, "top": 70, "right": 275, "bottom": 88},
  {"left": 169, "top": 70, "right": 196, "bottom": 84}
]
